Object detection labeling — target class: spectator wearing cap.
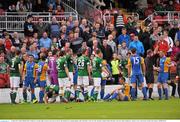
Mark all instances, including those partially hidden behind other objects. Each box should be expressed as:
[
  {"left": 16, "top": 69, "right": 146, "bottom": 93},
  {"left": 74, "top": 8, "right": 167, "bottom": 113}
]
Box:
[
  {"left": 128, "top": 36, "right": 144, "bottom": 56},
  {"left": 50, "top": 16, "right": 60, "bottom": 38},
  {"left": 39, "top": 32, "right": 52, "bottom": 50},
  {"left": 24, "top": 15, "right": 35, "bottom": 38},
  {"left": 117, "top": 28, "right": 130, "bottom": 46}
]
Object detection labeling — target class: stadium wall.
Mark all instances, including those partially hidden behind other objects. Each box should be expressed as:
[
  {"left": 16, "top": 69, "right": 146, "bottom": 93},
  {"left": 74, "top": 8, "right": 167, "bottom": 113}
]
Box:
[{"left": 0, "top": 84, "right": 179, "bottom": 103}]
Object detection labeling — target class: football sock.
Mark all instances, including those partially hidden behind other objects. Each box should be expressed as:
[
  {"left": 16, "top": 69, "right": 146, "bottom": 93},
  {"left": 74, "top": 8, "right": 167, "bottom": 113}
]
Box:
[
  {"left": 100, "top": 88, "right": 105, "bottom": 99},
  {"left": 158, "top": 88, "right": 162, "bottom": 99},
  {"left": 142, "top": 87, "right": 147, "bottom": 99},
  {"left": 90, "top": 87, "right": 95, "bottom": 97},
  {"left": 31, "top": 93, "right": 36, "bottom": 101},
  {"left": 23, "top": 91, "right": 27, "bottom": 101},
  {"left": 10, "top": 92, "right": 13, "bottom": 103},
  {"left": 12, "top": 91, "right": 17, "bottom": 103},
  {"left": 110, "top": 91, "right": 118, "bottom": 100},
  {"left": 149, "top": 88, "right": 153, "bottom": 98},
  {"left": 131, "top": 88, "right": 136, "bottom": 100},
  {"left": 164, "top": 88, "right": 168, "bottom": 99},
  {"left": 103, "top": 93, "right": 111, "bottom": 100},
  {"left": 84, "top": 90, "right": 89, "bottom": 101},
  {"left": 93, "top": 91, "right": 98, "bottom": 101},
  {"left": 39, "top": 91, "right": 44, "bottom": 103}
]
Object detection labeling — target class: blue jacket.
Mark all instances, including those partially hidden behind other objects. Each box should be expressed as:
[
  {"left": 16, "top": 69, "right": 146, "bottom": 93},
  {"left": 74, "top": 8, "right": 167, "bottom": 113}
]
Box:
[
  {"left": 128, "top": 40, "right": 145, "bottom": 56},
  {"left": 117, "top": 34, "right": 130, "bottom": 46}
]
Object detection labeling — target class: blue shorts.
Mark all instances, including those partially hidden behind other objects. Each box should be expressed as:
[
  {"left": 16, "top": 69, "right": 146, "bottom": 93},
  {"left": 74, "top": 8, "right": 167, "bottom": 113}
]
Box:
[
  {"left": 157, "top": 72, "right": 168, "bottom": 84},
  {"left": 24, "top": 77, "right": 35, "bottom": 89},
  {"left": 131, "top": 74, "right": 144, "bottom": 84},
  {"left": 123, "top": 96, "right": 129, "bottom": 101},
  {"left": 101, "top": 80, "right": 106, "bottom": 86},
  {"left": 38, "top": 80, "right": 47, "bottom": 88}
]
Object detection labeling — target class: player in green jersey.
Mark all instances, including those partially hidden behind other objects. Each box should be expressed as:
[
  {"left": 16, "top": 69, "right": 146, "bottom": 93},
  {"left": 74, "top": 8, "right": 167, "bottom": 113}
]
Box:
[
  {"left": 44, "top": 85, "right": 59, "bottom": 104},
  {"left": 9, "top": 50, "right": 21, "bottom": 104},
  {"left": 57, "top": 50, "right": 71, "bottom": 102},
  {"left": 91, "top": 49, "right": 107, "bottom": 101},
  {"left": 76, "top": 48, "right": 91, "bottom": 101},
  {"left": 66, "top": 49, "right": 74, "bottom": 86}
]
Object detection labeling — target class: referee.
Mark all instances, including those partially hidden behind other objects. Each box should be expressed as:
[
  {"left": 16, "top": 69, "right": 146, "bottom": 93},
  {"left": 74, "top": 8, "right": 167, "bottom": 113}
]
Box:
[{"left": 145, "top": 49, "right": 155, "bottom": 100}]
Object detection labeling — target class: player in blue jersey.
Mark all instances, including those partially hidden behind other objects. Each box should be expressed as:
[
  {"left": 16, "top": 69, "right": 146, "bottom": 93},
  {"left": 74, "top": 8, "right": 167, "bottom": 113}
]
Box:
[
  {"left": 37, "top": 53, "right": 48, "bottom": 103},
  {"left": 127, "top": 48, "right": 147, "bottom": 100},
  {"left": 22, "top": 54, "right": 38, "bottom": 103},
  {"left": 154, "top": 51, "right": 171, "bottom": 100}
]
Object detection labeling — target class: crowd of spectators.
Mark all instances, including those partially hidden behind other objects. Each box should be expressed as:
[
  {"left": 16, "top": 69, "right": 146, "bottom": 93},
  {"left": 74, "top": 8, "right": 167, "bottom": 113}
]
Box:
[{"left": 0, "top": 0, "right": 180, "bottom": 88}]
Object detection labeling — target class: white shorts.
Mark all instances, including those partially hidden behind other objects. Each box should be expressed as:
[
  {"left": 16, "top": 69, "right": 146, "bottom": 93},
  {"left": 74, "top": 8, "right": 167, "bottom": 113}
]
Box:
[
  {"left": 78, "top": 76, "right": 89, "bottom": 86},
  {"left": 58, "top": 78, "right": 71, "bottom": 88},
  {"left": 10, "top": 76, "right": 20, "bottom": 88},
  {"left": 93, "top": 78, "right": 101, "bottom": 87},
  {"left": 69, "top": 72, "right": 74, "bottom": 85}
]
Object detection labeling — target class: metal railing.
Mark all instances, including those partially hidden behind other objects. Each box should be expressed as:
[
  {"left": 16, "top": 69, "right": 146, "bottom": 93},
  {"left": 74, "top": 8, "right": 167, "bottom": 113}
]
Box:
[
  {"left": 0, "top": 12, "right": 78, "bottom": 32},
  {"left": 142, "top": 11, "right": 180, "bottom": 27}
]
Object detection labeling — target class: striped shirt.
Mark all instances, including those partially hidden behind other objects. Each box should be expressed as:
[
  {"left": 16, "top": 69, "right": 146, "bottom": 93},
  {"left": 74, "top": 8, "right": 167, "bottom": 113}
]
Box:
[{"left": 116, "top": 15, "right": 124, "bottom": 27}]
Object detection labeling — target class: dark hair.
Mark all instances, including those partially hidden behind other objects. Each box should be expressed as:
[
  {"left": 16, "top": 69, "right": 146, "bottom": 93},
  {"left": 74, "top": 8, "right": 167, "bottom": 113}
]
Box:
[
  {"left": 96, "top": 49, "right": 102, "bottom": 55},
  {"left": 27, "top": 15, "right": 33, "bottom": 19},
  {"left": 131, "top": 48, "right": 136, "bottom": 54},
  {"left": 15, "top": 49, "right": 21, "bottom": 56},
  {"left": 41, "top": 53, "right": 46, "bottom": 61},
  {"left": 147, "top": 49, "right": 152, "bottom": 55}
]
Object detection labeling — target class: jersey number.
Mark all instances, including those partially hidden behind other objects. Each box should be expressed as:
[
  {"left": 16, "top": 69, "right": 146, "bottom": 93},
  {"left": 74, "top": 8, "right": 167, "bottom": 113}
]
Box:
[
  {"left": 133, "top": 57, "right": 139, "bottom": 64},
  {"left": 78, "top": 59, "right": 84, "bottom": 67}
]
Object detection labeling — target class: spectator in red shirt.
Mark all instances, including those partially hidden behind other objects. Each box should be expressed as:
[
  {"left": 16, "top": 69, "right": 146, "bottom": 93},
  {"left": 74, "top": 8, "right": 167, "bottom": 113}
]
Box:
[
  {"left": 4, "top": 34, "right": 12, "bottom": 51},
  {"left": 157, "top": 36, "right": 169, "bottom": 54}
]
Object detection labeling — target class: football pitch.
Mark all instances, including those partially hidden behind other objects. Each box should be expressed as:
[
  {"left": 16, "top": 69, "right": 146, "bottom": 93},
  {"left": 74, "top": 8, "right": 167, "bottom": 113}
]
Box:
[{"left": 0, "top": 98, "right": 179, "bottom": 119}]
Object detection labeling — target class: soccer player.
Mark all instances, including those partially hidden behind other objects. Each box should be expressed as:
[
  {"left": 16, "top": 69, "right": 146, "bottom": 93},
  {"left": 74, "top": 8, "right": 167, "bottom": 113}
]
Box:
[
  {"left": 66, "top": 49, "right": 74, "bottom": 88},
  {"left": 9, "top": 50, "right": 21, "bottom": 104},
  {"left": 76, "top": 48, "right": 91, "bottom": 101},
  {"left": 128, "top": 48, "right": 147, "bottom": 100},
  {"left": 47, "top": 51, "right": 58, "bottom": 85},
  {"left": 44, "top": 85, "right": 59, "bottom": 104},
  {"left": 22, "top": 54, "right": 38, "bottom": 103},
  {"left": 145, "top": 49, "right": 155, "bottom": 100},
  {"left": 91, "top": 49, "right": 104, "bottom": 101},
  {"left": 37, "top": 53, "right": 48, "bottom": 103},
  {"left": 57, "top": 50, "right": 71, "bottom": 102},
  {"left": 103, "top": 77, "right": 130, "bottom": 101},
  {"left": 155, "top": 51, "right": 171, "bottom": 100}
]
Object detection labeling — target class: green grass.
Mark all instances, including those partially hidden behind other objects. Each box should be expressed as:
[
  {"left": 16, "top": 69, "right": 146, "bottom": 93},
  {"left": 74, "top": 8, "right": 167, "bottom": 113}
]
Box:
[{"left": 0, "top": 99, "right": 179, "bottom": 119}]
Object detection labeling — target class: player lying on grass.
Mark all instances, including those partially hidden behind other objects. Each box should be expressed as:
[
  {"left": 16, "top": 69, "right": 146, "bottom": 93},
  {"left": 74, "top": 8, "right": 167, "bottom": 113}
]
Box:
[
  {"left": 44, "top": 85, "right": 59, "bottom": 104},
  {"left": 103, "top": 77, "right": 130, "bottom": 101}
]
